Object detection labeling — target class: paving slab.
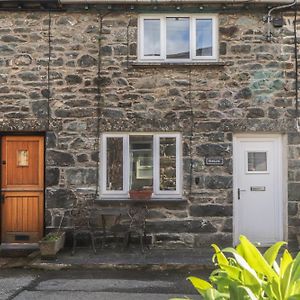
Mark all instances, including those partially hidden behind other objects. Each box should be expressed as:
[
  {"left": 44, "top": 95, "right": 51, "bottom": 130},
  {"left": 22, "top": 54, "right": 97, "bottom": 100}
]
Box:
[
  {"left": 35, "top": 278, "right": 174, "bottom": 291},
  {"left": 14, "top": 291, "right": 196, "bottom": 300},
  {"left": 0, "top": 267, "right": 204, "bottom": 300},
  {"left": 0, "top": 275, "right": 35, "bottom": 299}
]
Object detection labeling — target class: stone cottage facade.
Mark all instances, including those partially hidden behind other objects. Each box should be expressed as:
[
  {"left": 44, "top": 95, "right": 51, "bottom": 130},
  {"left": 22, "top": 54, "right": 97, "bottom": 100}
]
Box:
[{"left": 0, "top": 0, "right": 300, "bottom": 249}]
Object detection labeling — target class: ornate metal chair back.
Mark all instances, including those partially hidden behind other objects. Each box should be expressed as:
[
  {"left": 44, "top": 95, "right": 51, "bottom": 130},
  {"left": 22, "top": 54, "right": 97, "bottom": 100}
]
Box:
[
  {"left": 70, "top": 202, "right": 93, "bottom": 230},
  {"left": 128, "top": 205, "right": 148, "bottom": 231}
]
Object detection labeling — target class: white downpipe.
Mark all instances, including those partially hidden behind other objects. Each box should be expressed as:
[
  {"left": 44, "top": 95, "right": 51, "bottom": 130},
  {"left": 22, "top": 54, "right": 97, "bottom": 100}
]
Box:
[{"left": 60, "top": 0, "right": 300, "bottom": 4}]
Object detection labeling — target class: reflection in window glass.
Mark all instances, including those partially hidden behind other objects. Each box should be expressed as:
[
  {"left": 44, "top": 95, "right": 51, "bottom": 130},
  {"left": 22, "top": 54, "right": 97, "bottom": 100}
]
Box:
[
  {"left": 166, "top": 17, "right": 190, "bottom": 59},
  {"left": 196, "top": 19, "right": 213, "bottom": 56},
  {"left": 130, "top": 136, "right": 153, "bottom": 190},
  {"left": 144, "top": 19, "right": 161, "bottom": 57},
  {"left": 106, "top": 138, "right": 123, "bottom": 190},
  {"left": 160, "top": 137, "right": 176, "bottom": 190},
  {"left": 248, "top": 152, "right": 267, "bottom": 172},
  {"left": 17, "top": 150, "right": 29, "bottom": 166}
]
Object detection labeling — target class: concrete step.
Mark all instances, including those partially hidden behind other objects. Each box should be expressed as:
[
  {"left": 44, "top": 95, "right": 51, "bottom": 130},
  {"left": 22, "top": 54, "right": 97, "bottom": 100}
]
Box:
[
  {"left": 0, "top": 243, "right": 39, "bottom": 257},
  {"left": 30, "top": 247, "right": 215, "bottom": 271}
]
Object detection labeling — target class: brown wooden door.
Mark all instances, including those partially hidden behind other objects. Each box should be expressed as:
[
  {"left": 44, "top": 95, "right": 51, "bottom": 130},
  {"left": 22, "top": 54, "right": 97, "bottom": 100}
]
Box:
[{"left": 1, "top": 136, "right": 44, "bottom": 243}]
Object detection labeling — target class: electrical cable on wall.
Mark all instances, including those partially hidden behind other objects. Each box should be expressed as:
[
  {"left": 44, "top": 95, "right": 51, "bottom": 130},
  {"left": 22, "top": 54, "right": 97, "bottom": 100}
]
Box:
[
  {"left": 47, "top": 10, "right": 52, "bottom": 131},
  {"left": 294, "top": 6, "right": 300, "bottom": 129},
  {"left": 95, "top": 12, "right": 111, "bottom": 199},
  {"left": 95, "top": 13, "right": 103, "bottom": 199},
  {"left": 126, "top": 15, "right": 131, "bottom": 71},
  {"left": 265, "top": 0, "right": 297, "bottom": 41},
  {"left": 188, "top": 69, "right": 194, "bottom": 196}
]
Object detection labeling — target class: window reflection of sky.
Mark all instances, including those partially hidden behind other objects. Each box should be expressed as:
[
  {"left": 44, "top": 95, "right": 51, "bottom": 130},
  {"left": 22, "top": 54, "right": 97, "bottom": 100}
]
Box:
[
  {"left": 196, "top": 19, "right": 212, "bottom": 56},
  {"left": 142, "top": 17, "right": 214, "bottom": 60},
  {"left": 166, "top": 18, "right": 190, "bottom": 59},
  {"left": 144, "top": 19, "right": 160, "bottom": 56}
]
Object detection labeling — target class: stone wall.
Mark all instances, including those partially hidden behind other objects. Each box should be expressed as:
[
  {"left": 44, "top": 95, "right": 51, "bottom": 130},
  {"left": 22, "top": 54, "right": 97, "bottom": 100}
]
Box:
[{"left": 0, "top": 8, "right": 300, "bottom": 248}]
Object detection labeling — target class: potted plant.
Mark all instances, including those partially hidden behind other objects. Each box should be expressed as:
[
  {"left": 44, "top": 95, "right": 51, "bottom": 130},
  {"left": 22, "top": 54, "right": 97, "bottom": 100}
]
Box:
[
  {"left": 39, "top": 215, "right": 66, "bottom": 259},
  {"left": 39, "top": 231, "right": 66, "bottom": 259},
  {"left": 129, "top": 182, "right": 152, "bottom": 200}
]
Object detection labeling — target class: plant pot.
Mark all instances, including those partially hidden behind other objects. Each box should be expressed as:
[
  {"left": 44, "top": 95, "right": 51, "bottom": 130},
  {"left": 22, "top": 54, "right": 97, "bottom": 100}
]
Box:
[
  {"left": 39, "top": 231, "right": 66, "bottom": 259},
  {"left": 129, "top": 189, "right": 152, "bottom": 200}
]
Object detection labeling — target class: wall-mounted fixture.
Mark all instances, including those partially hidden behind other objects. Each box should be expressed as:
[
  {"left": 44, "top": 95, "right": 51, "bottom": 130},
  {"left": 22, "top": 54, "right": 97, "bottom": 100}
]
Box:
[
  {"left": 272, "top": 16, "right": 284, "bottom": 27},
  {"left": 264, "top": 0, "right": 296, "bottom": 41}
]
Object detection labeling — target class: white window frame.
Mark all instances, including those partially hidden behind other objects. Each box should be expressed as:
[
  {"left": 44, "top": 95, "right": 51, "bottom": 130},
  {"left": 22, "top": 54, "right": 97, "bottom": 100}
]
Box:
[
  {"left": 153, "top": 133, "right": 182, "bottom": 197},
  {"left": 100, "top": 133, "right": 182, "bottom": 199},
  {"left": 138, "top": 14, "right": 218, "bottom": 62},
  {"left": 245, "top": 150, "right": 270, "bottom": 174},
  {"left": 139, "top": 16, "right": 164, "bottom": 60},
  {"left": 100, "top": 133, "right": 129, "bottom": 198}
]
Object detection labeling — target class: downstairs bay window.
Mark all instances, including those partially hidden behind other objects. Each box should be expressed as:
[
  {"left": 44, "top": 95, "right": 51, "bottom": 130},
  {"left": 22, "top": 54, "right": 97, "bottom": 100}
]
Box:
[{"left": 101, "top": 133, "right": 182, "bottom": 199}]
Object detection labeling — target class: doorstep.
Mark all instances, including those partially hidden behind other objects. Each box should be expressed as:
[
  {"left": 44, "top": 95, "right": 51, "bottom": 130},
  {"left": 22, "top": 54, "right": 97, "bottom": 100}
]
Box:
[
  {"left": 0, "top": 243, "right": 39, "bottom": 257},
  {"left": 29, "top": 246, "right": 215, "bottom": 271},
  {"left": 0, "top": 243, "right": 40, "bottom": 268}
]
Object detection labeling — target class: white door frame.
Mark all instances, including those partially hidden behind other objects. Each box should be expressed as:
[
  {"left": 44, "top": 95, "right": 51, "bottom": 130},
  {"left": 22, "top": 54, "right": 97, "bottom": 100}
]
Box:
[{"left": 233, "top": 134, "right": 287, "bottom": 246}]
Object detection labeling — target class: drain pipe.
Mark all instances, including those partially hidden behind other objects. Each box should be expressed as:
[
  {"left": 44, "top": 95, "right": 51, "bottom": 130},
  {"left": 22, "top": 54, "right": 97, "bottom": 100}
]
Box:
[
  {"left": 293, "top": 6, "right": 300, "bottom": 130},
  {"left": 266, "top": 0, "right": 297, "bottom": 41}
]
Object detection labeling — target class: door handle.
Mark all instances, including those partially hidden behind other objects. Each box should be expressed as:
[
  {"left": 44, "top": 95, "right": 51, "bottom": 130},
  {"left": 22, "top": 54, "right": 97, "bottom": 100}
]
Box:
[{"left": 237, "top": 188, "right": 246, "bottom": 200}]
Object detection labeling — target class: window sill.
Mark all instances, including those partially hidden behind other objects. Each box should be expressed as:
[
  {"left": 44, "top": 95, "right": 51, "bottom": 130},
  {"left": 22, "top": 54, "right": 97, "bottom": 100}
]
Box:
[
  {"left": 98, "top": 198, "right": 187, "bottom": 205},
  {"left": 131, "top": 61, "right": 227, "bottom": 68}
]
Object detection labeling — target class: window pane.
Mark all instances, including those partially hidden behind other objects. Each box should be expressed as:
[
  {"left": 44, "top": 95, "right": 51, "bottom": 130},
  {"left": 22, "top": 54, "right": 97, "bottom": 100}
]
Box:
[
  {"left": 106, "top": 137, "right": 123, "bottom": 190},
  {"left": 130, "top": 136, "right": 153, "bottom": 190},
  {"left": 160, "top": 137, "right": 176, "bottom": 191},
  {"left": 17, "top": 150, "right": 29, "bottom": 166},
  {"left": 144, "top": 19, "right": 161, "bottom": 57},
  {"left": 248, "top": 152, "right": 267, "bottom": 172},
  {"left": 196, "top": 19, "right": 213, "bottom": 56},
  {"left": 166, "top": 17, "right": 190, "bottom": 59}
]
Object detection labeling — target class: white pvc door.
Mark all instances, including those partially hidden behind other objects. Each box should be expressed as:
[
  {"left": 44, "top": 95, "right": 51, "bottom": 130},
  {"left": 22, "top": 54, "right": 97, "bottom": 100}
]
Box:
[{"left": 233, "top": 135, "right": 283, "bottom": 246}]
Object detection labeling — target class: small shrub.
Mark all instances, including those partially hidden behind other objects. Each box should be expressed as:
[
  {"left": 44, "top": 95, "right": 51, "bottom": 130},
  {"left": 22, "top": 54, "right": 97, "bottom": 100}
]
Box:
[
  {"left": 41, "top": 232, "right": 62, "bottom": 242},
  {"left": 171, "top": 235, "right": 300, "bottom": 300}
]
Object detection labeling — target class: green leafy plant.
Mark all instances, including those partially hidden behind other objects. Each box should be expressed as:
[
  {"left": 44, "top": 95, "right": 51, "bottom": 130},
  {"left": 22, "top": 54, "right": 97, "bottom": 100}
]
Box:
[
  {"left": 171, "top": 235, "right": 300, "bottom": 300},
  {"left": 41, "top": 232, "right": 63, "bottom": 242}
]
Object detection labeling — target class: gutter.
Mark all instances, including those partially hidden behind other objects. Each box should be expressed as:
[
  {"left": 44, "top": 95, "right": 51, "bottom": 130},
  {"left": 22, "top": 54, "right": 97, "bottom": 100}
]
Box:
[{"left": 60, "top": 0, "right": 300, "bottom": 4}]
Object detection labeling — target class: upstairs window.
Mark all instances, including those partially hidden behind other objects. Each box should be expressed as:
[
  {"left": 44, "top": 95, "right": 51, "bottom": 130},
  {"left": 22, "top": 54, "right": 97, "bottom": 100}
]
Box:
[
  {"left": 101, "top": 133, "right": 182, "bottom": 199},
  {"left": 138, "top": 15, "right": 218, "bottom": 62}
]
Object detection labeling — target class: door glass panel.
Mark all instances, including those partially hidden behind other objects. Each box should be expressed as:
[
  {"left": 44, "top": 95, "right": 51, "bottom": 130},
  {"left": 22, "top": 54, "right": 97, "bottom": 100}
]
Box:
[
  {"left": 196, "top": 19, "right": 213, "bottom": 56},
  {"left": 17, "top": 150, "right": 29, "bottom": 167},
  {"left": 248, "top": 152, "right": 267, "bottom": 172},
  {"left": 160, "top": 137, "right": 176, "bottom": 190},
  {"left": 166, "top": 17, "right": 190, "bottom": 59},
  {"left": 106, "top": 137, "right": 123, "bottom": 190},
  {"left": 129, "top": 136, "right": 153, "bottom": 190},
  {"left": 6, "top": 140, "right": 40, "bottom": 186},
  {"left": 144, "top": 19, "right": 161, "bottom": 57}
]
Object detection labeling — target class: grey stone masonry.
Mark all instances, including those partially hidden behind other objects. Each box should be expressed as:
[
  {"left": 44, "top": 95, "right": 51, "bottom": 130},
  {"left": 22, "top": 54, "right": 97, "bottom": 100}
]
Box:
[{"left": 0, "top": 7, "right": 300, "bottom": 248}]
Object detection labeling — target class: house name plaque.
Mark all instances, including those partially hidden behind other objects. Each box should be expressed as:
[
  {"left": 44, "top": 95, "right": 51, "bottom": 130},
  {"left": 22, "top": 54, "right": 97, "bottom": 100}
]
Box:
[{"left": 205, "top": 157, "right": 224, "bottom": 166}]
